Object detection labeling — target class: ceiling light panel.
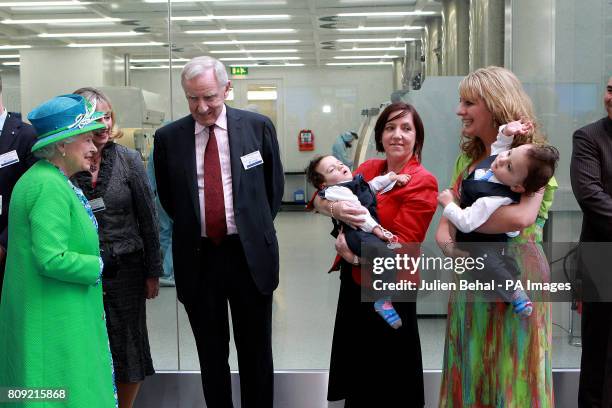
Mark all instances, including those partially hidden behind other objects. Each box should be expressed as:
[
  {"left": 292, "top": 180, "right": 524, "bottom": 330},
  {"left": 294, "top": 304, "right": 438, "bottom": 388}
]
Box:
[
  {"left": 172, "top": 15, "right": 290, "bottom": 21},
  {"left": 203, "top": 40, "right": 300, "bottom": 45},
  {"left": 130, "top": 65, "right": 184, "bottom": 70},
  {"left": 68, "top": 42, "right": 164, "bottom": 47},
  {"left": 144, "top": 0, "right": 287, "bottom": 4},
  {"left": 185, "top": 28, "right": 295, "bottom": 34},
  {"left": 228, "top": 63, "right": 303, "bottom": 67},
  {"left": 336, "top": 38, "right": 416, "bottom": 43},
  {"left": 0, "top": 1, "right": 91, "bottom": 6},
  {"left": 339, "top": 47, "right": 405, "bottom": 51},
  {"left": 0, "top": 54, "right": 19, "bottom": 58},
  {"left": 326, "top": 62, "right": 394, "bottom": 66},
  {"left": 39, "top": 31, "right": 143, "bottom": 38},
  {"left": 131, "top": 58, "right": 190, "bottom": 62},
  {"left": 337, "top": 26, "right": 423, "bottom": 32},
  {"left": 333, "top": 55, "right": 399, "bottom": 59},
  {"left": 219, "top": 56, "right": 301, "bottom": 61},
  {"left": 0, "top": 45, "right": 31, "bottom": 49},
  {"left": 143, "top": 0, "right": 248, "bottom": 2},
  {"left": 130, "top": 63, "right": 303, "bottom": 70},
  {"left": 209, "top": 49, "right": 299, "bottom": 54},
  {"left": 2, "top": 18, "right": 121, "bottom": 25},
  {"left": 337, "top": 11, "right": 437, "bottom": 17}
]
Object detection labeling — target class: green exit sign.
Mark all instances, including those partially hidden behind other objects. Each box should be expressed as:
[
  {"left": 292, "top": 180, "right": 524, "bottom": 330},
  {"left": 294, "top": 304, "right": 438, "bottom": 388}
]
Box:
[{"left": 230, "top": 66, "right": 249, "bottom": 76}]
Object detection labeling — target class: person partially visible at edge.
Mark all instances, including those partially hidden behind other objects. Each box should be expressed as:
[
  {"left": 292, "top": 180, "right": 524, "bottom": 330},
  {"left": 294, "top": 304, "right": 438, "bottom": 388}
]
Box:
[
  {"left": 153, "top": 56, "right": 284, "bottom": 408},
  {"left": 71, "top": 87, "right": 162, "bottom": 408},
  {"left": 146, "top": 144, "right": 175, "bottom": 287},
  {"left": 332, "top": 130, "right": 358, "bottom": 169},
  {"left": 0, "top": 73, "right": 37, "bottom": 301},
  {"left": 571, "top": 75, "right": 612, "bottom": 408},
  {"left": 436, "top": 66, "right": 557, "bottom": 407},
  {"left": 313, "top": 101, "right": 438, "bottom": 407},
  {"left": 0, "top": 94, "right": 117, "bottom": 407}
]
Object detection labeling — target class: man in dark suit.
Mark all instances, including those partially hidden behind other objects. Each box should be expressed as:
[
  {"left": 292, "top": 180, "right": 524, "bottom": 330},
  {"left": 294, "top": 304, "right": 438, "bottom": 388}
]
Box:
[
  {"left": 0, "top": 74, "right": 37, "bottom": 300},
  {"left": 153, "top": 56, "right": 283, "bottom": 408},
  {"left": 571, "top": 76, "right": 612, "bottom": 408}
]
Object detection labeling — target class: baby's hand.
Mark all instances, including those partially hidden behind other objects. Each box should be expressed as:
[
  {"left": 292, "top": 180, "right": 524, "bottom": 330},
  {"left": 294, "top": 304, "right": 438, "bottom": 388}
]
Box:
[
  {"left": 389, "top": 172, "right": 411, "bottom": 186},
  {"left": 372, "top": 226, "right": 389, "bottom": 242},
  {"left": 503, "top": 119, "right": 533, "bottom": 136},
  {"left": 437, "top": 189, "right": 456, "bottom": 207}
]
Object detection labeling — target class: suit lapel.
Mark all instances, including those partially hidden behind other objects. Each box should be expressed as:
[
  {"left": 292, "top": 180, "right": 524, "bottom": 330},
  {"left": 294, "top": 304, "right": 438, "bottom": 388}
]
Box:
[
  {"left": 178, "top": 115, "right": 200, "bottom": 223},
  {"left": 0, "top": 113, "right": 18, "bottom": 152},
  {"left": 226, "top": 105, "right": 242, "bottom": 198}
]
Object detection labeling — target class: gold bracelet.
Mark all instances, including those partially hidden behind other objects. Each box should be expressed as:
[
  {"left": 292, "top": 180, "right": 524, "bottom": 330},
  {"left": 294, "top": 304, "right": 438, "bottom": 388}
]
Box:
[{"left": 330, "top": 201, "right": 337, "bottom": 219}]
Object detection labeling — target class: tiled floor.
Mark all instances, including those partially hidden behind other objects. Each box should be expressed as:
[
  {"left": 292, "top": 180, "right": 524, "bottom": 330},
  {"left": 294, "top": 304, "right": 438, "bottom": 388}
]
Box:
[{"left": 145, "top": 212, "right": 582, "bottom": 372}]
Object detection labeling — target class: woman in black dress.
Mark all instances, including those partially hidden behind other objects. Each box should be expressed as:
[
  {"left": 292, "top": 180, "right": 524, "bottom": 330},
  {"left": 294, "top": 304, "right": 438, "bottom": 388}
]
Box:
[{"left": 315, "top": 102, "right": 439, "bottom": 407}]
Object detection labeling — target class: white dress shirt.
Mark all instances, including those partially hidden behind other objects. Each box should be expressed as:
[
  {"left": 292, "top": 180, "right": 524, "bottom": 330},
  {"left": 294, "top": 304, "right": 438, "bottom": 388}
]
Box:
[
  {"left": 322, "top": 173, "right": 396, "bottom": 233},
  {"left": 443, "top": 126, "right": 518, "bottom": 236},
  {"left": 195, "top": 105, "right": 237, "bottom": 237}
]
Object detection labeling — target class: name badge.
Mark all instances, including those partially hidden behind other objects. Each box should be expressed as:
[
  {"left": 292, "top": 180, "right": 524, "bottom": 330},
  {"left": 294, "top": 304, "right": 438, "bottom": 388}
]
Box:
[
  {"left": 89, "top": 197, "right": 106, "bottom": 213},
  {"left": 240, "top": 150, "right": 264, "bottom": 170},
  {"left": 0, "top": 150, "right": 19, "bottom": 169}
]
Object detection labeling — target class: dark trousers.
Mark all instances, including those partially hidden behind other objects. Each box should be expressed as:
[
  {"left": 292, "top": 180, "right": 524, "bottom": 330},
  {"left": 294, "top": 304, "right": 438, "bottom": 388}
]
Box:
[
  {"left": 459, "top": 243, "right": 520, "bottom": 303},
  {"left": 579, "top": 302, "right": 612, "bottom": 408},
  {"left": 183, "top": 236, "right": 273, "bottom": 408},
  {"left": 344, "top": 228, "right": 397, "bottom": 299}
]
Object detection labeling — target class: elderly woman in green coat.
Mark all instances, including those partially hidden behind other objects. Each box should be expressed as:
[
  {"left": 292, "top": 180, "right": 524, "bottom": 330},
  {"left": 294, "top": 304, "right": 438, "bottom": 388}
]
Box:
[{"left": 0, "top": 94, "right": 117, "bottom": 407}]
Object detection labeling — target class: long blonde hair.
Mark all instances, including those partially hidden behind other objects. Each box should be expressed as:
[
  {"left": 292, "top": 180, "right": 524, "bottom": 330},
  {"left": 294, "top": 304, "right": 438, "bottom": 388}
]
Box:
[
  {"left": 73, "top": 87, "right": 123, "bottom": 140},
  {"left": 458, "top": 66, "right": 546, "bottom": 161}
]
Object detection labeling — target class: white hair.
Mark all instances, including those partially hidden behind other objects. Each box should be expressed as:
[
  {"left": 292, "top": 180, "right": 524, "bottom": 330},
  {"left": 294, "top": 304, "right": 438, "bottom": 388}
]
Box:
[
  {"left": 181, "top": 56, "right": 229, "bottom": 89},
  {"left": 33, "top": 136, "right": 77, "bottom": 159}
]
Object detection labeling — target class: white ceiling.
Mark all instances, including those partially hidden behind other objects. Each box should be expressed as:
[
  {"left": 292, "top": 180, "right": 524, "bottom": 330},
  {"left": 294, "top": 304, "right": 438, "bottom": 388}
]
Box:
[{"left": 0, "top": 0, "right": 442, "bottom": 69}]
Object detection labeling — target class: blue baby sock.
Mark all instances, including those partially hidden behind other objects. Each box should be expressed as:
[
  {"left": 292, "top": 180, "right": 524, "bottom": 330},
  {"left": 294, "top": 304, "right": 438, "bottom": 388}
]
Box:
[
  {"left": 511, "top": 290, "right": 533, "bottom": 318},
  {"left": 374, "top": 298, "right": 402, "bottom": 329}
]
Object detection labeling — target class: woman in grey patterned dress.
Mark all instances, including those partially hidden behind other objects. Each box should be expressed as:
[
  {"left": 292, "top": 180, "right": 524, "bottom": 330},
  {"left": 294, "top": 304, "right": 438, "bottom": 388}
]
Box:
[{"left": 71, "top": 87, "right": 162, "bottom": 408}]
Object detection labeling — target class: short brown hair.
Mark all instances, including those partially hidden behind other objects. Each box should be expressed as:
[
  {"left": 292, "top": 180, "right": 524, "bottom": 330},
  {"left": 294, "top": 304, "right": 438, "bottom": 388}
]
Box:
[
  {"left": 374, "top": 102, "right": 425, "bottom": 161},
  {"left": 305, "top": 155, "right": 328, "bottom": 190},
  {"left": 522, "top": 145, "right": 559, "bottom": 193}
]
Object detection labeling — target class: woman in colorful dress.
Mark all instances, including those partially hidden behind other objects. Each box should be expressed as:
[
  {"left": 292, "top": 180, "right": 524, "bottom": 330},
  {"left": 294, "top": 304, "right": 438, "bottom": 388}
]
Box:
[
  {"left": 436, "top": 66, "right": 557, "bottom": 407},
  {"left": 0, "top": 94, "right": 117, "bottom": 407}
]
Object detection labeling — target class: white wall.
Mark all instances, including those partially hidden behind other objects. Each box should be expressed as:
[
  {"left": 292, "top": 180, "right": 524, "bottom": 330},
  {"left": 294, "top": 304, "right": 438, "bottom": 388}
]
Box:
[
  {"left": 19, "top": 48, "right": 105, "bottom": 116},
  {"left": 511, "top": 0, "right": 610, "bottom": 211},
  {"left": 131, "top": 66, "right": 393, "bottom": 175},
  {"left": 1, "top": 70, "right": 22, "bottom": 114},
  {"left": 1, "top": 50, "right": 122, "bottom": 118},
  {"left": 103, "top": 51, "right": 124, "bottom": 87}
]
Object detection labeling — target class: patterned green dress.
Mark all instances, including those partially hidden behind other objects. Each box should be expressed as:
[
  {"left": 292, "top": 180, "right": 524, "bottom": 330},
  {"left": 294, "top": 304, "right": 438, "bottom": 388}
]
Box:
[{"left": 439, "top": 154, "right": 557, "bottom": 408}]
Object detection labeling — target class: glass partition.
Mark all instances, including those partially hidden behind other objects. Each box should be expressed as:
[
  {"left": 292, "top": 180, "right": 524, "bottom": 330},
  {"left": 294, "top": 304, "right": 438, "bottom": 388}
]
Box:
[{"left": 5, "top": 0, "right": 610, "bottom": 382}]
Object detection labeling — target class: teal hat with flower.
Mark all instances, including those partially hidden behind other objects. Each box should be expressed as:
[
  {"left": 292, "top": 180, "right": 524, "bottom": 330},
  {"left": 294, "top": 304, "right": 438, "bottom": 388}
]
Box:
[{"left": 29, "top": 94, "right": 105, "bottom": 152}]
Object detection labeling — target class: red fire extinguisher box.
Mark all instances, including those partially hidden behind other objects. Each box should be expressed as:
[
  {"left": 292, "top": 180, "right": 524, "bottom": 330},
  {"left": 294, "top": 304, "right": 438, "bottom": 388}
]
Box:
[{"left": 298, "top": 129, "right": 314, "bottom": 151}]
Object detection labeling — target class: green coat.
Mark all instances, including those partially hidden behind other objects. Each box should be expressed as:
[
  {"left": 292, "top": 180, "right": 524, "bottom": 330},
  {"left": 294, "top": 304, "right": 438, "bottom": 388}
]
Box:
[{"left": 0, "top": 160, "right": 116, "bottom": 407}]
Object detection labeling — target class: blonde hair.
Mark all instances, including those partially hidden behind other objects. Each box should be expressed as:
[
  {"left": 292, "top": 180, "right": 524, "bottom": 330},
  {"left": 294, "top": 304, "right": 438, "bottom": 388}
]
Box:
[
  {"left": 73, "top": 87, "right": 123, "bottom": 140},
  {"left": 458, "top": 66, "right": 547, "bottom": 161}
]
